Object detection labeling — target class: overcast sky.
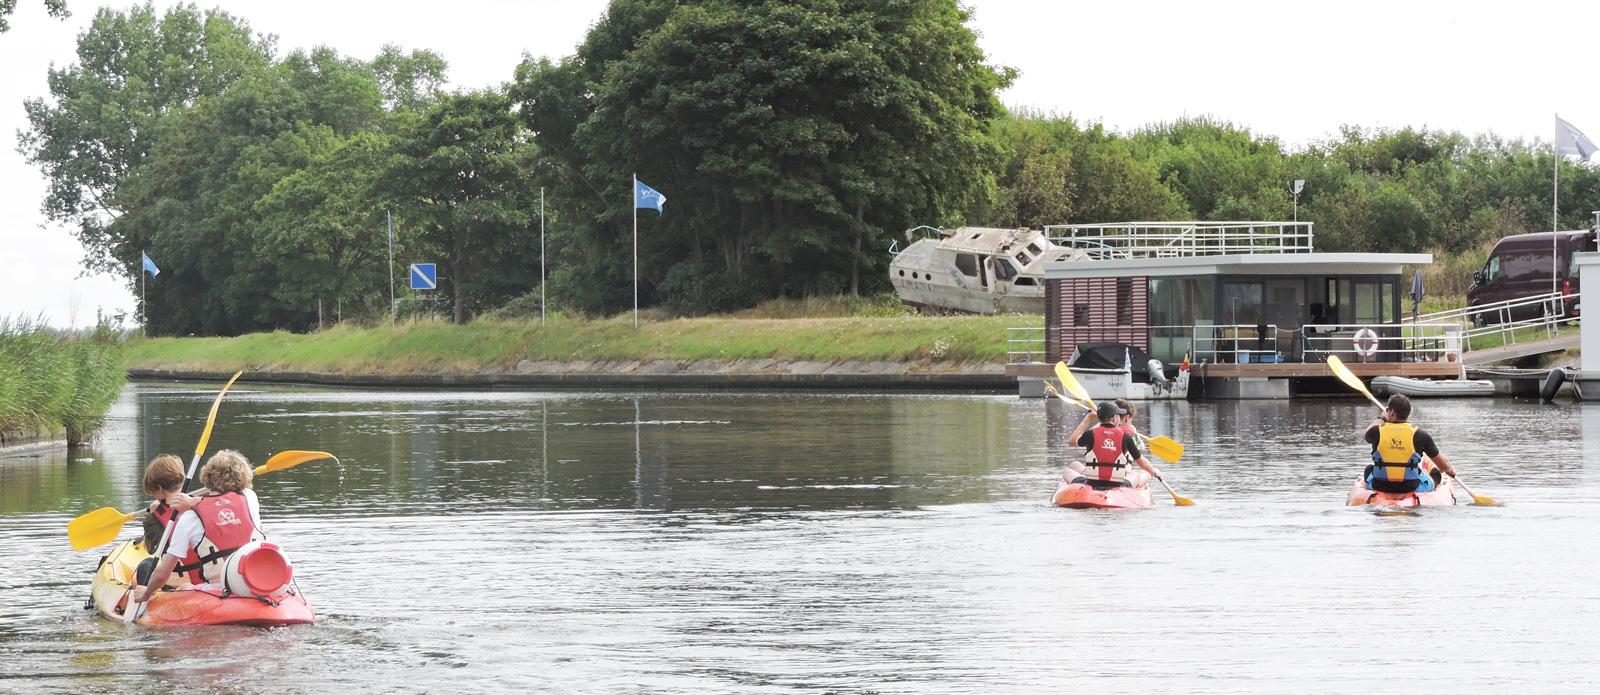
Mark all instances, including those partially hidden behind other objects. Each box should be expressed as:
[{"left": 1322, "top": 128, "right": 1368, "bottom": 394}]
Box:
[{"left": 3, "top": 0, "right": 1598, "bottom": 326}]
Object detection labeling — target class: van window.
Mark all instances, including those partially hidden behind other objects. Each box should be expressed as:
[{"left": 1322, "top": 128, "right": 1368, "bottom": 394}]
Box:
[
  {"left": 1484, "top": 256, "right": 1501, "bottom": 283},
  {"left": 1504, "top": 252, "right": 1545, "bottom": 281}
]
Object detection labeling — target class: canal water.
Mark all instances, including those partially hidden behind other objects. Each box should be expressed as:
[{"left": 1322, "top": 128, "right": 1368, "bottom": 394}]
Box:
[{"left": 2, "top": 383, "right": 1597, "bottom": 693}]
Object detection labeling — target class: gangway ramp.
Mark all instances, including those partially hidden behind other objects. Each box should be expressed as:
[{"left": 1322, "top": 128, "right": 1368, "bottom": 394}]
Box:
[{"left": 1462, "top": 334, "right": 1578, "bottom": 366}]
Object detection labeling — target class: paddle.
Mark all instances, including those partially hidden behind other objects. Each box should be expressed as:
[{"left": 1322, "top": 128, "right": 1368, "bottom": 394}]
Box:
[
  {"left": 1325, "top": 356, "right": 1499, "bottom": 506},
  {"left": 127, "top": 371, "right": 242, "bottom": 623},
  {"left": 1043, "top": 382, "right": 1185, "bottom": 463},
  {"left": 1053, "top": 362, "right": 1194, "bottom": 506},
  {"left": 67, "top": 450, "right": 339, "bottom": 551}
]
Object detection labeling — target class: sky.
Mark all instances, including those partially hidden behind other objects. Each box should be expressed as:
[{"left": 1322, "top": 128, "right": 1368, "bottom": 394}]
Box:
[{"left": 3, "top": 0, "right": 1599, "bottom": 327}]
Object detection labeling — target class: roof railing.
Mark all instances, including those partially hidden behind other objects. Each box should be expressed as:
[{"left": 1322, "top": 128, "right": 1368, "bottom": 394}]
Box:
[{"left": 1042, "top": 221, "right": 1315, "bottom": 259}]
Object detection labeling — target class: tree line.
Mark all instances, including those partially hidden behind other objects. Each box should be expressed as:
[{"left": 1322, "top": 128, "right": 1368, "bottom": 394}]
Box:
[{"left": 20, "top": 2, "right": 1600, "bottom": 335}]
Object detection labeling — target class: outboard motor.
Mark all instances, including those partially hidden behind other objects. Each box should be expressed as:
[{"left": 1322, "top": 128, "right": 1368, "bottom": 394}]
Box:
[{"left": 1147, "top": 359, "right": 1169, "bottom": 392}]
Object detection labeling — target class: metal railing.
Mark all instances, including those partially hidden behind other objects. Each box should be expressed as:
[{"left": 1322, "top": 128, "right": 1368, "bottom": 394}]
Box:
[
  {"left": 1401, "top": 290, "right": 1576, "bottom": 351},
  {"left": 1042, "top": 221, "right": 1315, "bottom": 260},
  {"left": 1006, "top": 321, "right": 1467, "bottom": 366}
]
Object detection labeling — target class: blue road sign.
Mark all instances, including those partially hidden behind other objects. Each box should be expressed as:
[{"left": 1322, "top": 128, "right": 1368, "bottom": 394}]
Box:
[{"left": 409, "top": 263, "right": 437, "bottom": 290}]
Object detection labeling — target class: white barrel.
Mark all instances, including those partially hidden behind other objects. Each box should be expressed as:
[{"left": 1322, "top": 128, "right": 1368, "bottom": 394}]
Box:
[{"left": 222, "top": 541, "right": 294, "bottom": 597}]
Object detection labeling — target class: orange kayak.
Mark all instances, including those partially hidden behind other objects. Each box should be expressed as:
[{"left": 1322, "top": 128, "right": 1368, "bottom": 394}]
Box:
[
  {"left": 90, "top": 539, "right": 314, "bottom": 627},
  {"left": 1052, "top": 481, "right": 1154, "bottom": 510},
  {"left": 1346, "top": 477, "right": 1457, "bottom": 507}
]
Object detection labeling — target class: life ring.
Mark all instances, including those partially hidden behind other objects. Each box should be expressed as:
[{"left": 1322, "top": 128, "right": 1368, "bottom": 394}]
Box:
[{"left": 1352, "top": 328, "right": 1380, "bottom": 359}]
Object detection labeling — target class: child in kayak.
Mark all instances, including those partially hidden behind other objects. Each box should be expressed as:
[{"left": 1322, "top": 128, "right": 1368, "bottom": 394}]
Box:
[
  {"left": 135, "top": 455, "right": 194, "bottom": 586},
  {"left": 134, "top": 451, "right": 265, "bottom": 602},
  {"left": 1362, "top": 394, "right": 1458, "bottom": 493},
  {"left": 1065, "top": 401, "right": 1167, "bottom": 488}
]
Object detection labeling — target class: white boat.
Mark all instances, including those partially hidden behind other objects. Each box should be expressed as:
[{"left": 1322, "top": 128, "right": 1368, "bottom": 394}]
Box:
[
  {"left": 889, "top": 226, "right": 1088, "bottom": 314},
  {"left": 1370, "top": 375, "right": 1495, "bottom": 398},
  {"left": 1063, "top": 344, "right": 1191, "bottom": 401}
]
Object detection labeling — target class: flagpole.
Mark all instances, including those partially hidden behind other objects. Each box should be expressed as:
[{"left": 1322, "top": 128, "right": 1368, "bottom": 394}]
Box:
[
  {"left": 633, "top": 173, "right": 639, "bottom": 328},
  {"left": 140, "top": 253, "right": 146, "bottom": 338},
  {"left": 540, "top": 186, "right": 547, "bottom": 327},
  {"left": 1553, "top": 135, "right": 1561, "bottom": 297},
  {"left": 386, "top": 210, "right": 397, "bottom": 321}
]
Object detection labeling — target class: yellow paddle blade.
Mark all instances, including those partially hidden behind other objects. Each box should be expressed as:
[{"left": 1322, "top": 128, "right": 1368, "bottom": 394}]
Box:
[
  {"left": 1053, "top": 362, "right": 1096, "bottom": 408},
  {"left": 67, "top": 507, "right": 138, "bottom": 551},
  {"left": 1146, "top": 435, "right": 1185, "bottom": 464},
  {"left": 194, "top": 370, "right": 244, "bottom": 459},
  {"left": 1451, "top": 476, "right": 1501, "bottom": 506},
  {"left": 1325, "top": 355, "right": 1384, "bottom": 409},
  {"left": 255, "top": 450, "right": 339, "bottom": 476},
  {"left": 1042, "top": 381, "right": 1092, "bottom": 411},
  {"left": 1157, "top": 478, "right": 1195, "bottom": 506}
]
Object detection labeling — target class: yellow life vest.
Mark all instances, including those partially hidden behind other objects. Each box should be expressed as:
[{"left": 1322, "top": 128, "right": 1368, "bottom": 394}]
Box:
[{"left": 1371, "top": 422, "right": 1423, "bottom": 483}]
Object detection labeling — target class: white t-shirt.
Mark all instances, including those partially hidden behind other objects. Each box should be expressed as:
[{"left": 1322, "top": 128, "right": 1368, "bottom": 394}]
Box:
[{"left": 163, "top": 489, "right": 263, "bottom": 566}]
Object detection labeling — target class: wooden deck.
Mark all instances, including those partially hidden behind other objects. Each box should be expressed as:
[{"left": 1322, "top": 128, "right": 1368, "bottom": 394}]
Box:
[{"left": 1006, "top": 360, "right": 1464, "bottom": 379}]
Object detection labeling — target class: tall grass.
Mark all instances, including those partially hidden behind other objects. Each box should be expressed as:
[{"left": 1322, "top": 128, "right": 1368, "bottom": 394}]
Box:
[{"left": 0, "top": 319, "right": 126, "bottom": 446}]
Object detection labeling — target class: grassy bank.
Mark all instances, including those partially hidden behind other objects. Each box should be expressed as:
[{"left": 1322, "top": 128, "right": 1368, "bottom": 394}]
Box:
[
  {"left": 124, "top": 313, "right": 1041, "bottom": 375},
  {"left": 0, "top": 321, "right": 125, "bottom": 446}
]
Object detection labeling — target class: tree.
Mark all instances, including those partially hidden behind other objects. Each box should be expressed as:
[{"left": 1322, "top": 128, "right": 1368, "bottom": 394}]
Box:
[
  {"left": 512, "top": 0, "right": 1011, "bottom": 314},
  {"left": 0, "top": 0, "right": 68, "bottom": 33},
  {"left": 18, "top": 4, "right": 273, "bottom": 275},
  {"left": 385, "top": 90, "right": 538, "bottom": 323}
]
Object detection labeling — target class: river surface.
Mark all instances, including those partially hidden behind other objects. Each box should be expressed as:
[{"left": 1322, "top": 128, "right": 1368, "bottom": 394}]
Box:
[{"left": 2, "top": 383, "right": 1598, "bottom": 693}]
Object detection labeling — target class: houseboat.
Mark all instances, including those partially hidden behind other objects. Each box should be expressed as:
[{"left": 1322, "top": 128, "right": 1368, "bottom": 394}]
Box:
[{"left": 1006, "top": 221, "right": 1465, "bottom": 399}]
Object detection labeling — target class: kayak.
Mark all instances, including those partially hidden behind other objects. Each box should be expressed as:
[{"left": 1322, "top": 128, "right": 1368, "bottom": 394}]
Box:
[
  {"left": 1052, "top": 480, "right": 1154, "bottom": 510},
  {"left": 89, "top": 539, "right": 314, "bottom": 627},
  {"left": 1346, "top": 477, "right": 1457, "bottom": 507}
]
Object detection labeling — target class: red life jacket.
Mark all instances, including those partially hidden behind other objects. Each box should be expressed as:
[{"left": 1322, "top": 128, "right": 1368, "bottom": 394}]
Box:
[
  {"left": 152, "top": 501, "right": 175, "bottom": 527},
  {"left": 175, "top": 492, "right": 263, "bottom": 585},
  {"left": 1087, "top": 423, "right": 1129, "bottom": 482}
]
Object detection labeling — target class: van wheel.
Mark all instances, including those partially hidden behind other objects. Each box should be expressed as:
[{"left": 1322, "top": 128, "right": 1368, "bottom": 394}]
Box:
[{"left": 1470, "top": 309, "right": 1486, "bottom": 328}]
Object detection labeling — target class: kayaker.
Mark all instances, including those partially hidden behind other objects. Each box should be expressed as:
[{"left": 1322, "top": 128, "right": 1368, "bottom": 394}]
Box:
[
  {"left": 133, "top": 451, "right": 265, "bottom": 603},
  {"left": 1362, "top": 394, "right": 1458, "bottom": 493},
  {"left": 1066, "top": 401, "right": 1167, "bottom": 488},
  {"left": 136, "top": 455, "right": 194, "bottom": 586}
]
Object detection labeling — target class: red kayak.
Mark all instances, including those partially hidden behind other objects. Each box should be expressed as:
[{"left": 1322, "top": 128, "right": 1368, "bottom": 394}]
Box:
[
  {"left": 90, "top": 539, "right": 314, "bottom": 627},
  {"left": 1346, "top": 477, "right": 1457, "bottom": 507},
  {"left": 1052, "top": 481, "right": 1154, "bottom": 510}
]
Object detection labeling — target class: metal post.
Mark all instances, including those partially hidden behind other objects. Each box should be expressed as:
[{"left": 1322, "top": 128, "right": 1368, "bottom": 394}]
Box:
[
  {"left": 1554, "top": 151, "right": 1561, "bottom": 298},
  {"left": 633, "top": 173, "right": 639, "bottom": 328},
  {"left": 540, "top": 186, "right": 546, "bottom": 327},
  {"left": 387, "top": 210, "right": 396, "bottom": 321}
]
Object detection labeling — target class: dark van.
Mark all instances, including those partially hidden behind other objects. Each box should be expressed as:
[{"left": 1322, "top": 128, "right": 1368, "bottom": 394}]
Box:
[{"left": 1467, "top": 229, "right": 1597, "bottom": 325}]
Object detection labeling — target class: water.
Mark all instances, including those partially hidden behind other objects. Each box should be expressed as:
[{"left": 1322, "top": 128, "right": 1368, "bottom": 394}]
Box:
[{"left": 2, "top": 384, "right": 1598, "bottom": 693}]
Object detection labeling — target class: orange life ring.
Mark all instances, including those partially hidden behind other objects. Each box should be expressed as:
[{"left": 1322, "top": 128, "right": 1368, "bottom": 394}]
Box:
[{"left": 1352, "top": 328, "right": 1379, "bottom": 359}]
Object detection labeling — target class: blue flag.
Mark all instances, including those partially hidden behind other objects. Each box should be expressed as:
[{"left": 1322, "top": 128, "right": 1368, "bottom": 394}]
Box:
[
  {"left": 634, "top": 179, "right": 666, "bottom": 213},
  {"left": 141, "top": 251, "right": 160, "bottom": 277}
]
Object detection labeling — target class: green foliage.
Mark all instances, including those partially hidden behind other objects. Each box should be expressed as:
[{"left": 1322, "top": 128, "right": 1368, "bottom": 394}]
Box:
[
  {"left": 0, "top": 319, "right": 125, "bottom": 446},
  {"left": 0, "top": 0, "right": 69, "bottom": 33},
  {"left": 513, "top": 0, "right": 1013, "bottom": 313}
]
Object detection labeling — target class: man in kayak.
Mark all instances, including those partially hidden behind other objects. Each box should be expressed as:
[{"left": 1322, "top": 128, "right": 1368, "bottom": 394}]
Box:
[
  {"left": 1066, "top": 401, "right": 1167, "bottom": 488},
  {"left": 1363, "top": 394, "right": 1458, "bottom": 493}
]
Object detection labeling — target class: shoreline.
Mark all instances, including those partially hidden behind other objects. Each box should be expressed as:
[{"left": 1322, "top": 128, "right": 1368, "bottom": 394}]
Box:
[{"left": 127, "top": 361, "right": 1016, "bottom": 391}]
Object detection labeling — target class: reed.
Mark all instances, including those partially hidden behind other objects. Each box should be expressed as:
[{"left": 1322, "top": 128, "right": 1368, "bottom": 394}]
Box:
[{"left": 0, "top": 319, "right": 126, "bottom": 446}]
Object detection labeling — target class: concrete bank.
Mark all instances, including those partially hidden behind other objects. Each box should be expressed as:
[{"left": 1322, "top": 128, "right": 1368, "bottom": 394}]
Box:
[{"left": 128, "top": 358, "right": 1014, "bottom": 391}]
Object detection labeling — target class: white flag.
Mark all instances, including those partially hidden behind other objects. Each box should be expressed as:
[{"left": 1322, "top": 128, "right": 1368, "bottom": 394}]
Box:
[{"left": 1555, "top": 115, "right": 1597, "bottom": 159}]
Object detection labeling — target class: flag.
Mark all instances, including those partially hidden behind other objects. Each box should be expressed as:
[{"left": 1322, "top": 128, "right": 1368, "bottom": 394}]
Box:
[
  {"left": 1555, "top": 115, "right": 1597, "bottom": 159},
  {"left": 1180, "top": 353, "right": 1190, "bottom": 373},
  {"left": 634, "top": 179, "right": 666, "bottom": 212},
  {"left": 141, "top": 251, "right": 160, "bottom": 277}
]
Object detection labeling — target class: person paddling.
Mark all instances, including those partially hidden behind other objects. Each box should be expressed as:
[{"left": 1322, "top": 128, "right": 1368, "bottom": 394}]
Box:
[
  {"left": 1362, "top": 394, "right": 1458, "bottom": 494},
  {"left": 1065, "top": 401, "right": 1167, "bottom": 488},
  {"left": 136, "top": 455, "right": 196, "bottom": 586}
]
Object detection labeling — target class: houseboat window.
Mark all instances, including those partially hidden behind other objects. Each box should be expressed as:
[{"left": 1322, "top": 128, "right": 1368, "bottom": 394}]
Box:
[
  {"left": 1014, "top": 251, "right": 1031, "bottom": 266},
  {"left": 1116, "top": 278, "right": 1134, "bottom": 325},
  {"left": 1149, "top": 276, "right": 1212, "bottom": 364},
  {"left": 1026, "top": 243, "right": 1043, "bottom": 256},
  {"left": 955, "top": 253, "right": 979, "bottom": 277},
  {"left": 1221, "top": 281, "right": 1264, "bottom": 327},
  {"left": 1073, "top": 303, "right": 1092, "bottom": 327},
  {"left": 994, "top": 259, "right": 1018, "bottom": 280},
  {"left": 1013, "top": 277, "right": 1037, "bottom": 286}
]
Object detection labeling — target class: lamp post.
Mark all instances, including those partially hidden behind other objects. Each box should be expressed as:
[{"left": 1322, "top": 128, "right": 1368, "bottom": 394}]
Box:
[{"left": 1289, "top": 179, "right": 1305, "bottom": 222}]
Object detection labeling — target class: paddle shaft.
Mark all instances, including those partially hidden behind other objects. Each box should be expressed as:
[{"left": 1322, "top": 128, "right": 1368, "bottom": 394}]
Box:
[{"left": 130, "top": 371, "right": 242, "bottom": 623}]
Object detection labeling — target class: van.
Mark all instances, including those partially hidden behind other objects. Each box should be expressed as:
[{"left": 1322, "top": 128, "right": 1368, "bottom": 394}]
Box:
[{"left": 1467, "top": 229, "right": 1596, "bottom": 325}]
